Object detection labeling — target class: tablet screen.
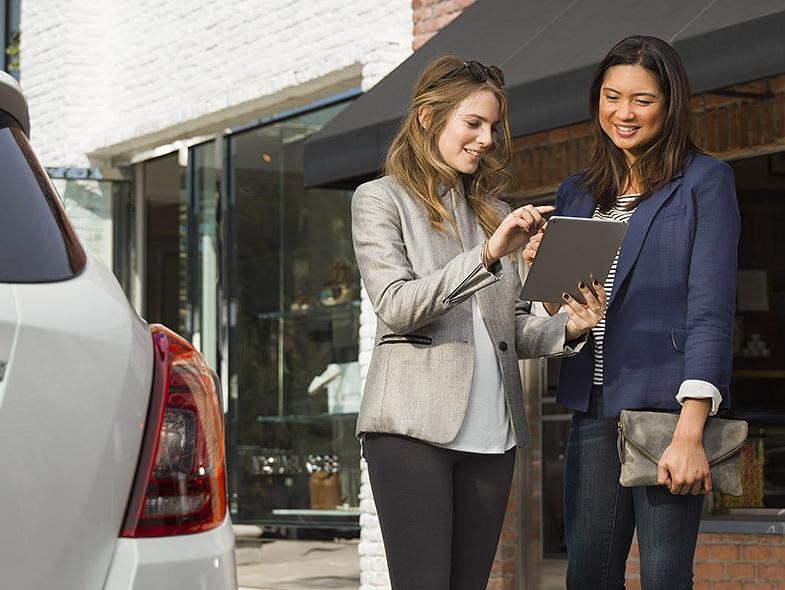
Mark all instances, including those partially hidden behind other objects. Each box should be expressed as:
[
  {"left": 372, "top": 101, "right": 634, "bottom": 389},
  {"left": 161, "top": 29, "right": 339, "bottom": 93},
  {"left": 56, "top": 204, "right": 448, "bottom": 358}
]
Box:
[{"left": 521, "top": 216, "right": 627, "bottom": 304}]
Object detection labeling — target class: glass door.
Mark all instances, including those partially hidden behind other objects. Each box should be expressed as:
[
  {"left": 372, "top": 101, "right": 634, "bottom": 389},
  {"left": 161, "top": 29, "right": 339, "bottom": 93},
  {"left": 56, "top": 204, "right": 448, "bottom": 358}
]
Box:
[
  {"left": 225, "top": 101, "right": 361, "bottom": 532},
  {"left": 520, "top": 358, "right": 569, "bottom": 589},
  {"left": 143, "top": 153, "right": 188, "bottom": 335}
]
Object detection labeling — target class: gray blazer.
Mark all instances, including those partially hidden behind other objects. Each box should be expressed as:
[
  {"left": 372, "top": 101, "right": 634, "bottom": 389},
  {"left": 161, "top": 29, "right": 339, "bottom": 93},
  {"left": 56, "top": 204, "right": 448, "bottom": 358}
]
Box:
[{"left": 352, "top": 176, "right": 582, "bottom": 447}]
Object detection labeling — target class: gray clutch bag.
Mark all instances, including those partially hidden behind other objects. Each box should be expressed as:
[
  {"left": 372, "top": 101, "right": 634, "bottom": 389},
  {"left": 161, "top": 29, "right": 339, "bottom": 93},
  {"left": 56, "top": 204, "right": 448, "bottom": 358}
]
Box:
[{"left": 617, "top": 410, "right": 748, "bottom": 496}]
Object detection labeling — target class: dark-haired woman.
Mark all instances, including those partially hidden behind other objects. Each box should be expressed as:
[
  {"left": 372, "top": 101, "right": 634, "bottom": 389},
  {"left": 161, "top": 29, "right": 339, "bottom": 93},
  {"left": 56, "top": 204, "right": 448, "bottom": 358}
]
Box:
[
  {"left": 524, "top": 36, "right": 739, "bottom": 588},
  {"left": 353, "top": 55, "right": 606, "bottom": 589}
]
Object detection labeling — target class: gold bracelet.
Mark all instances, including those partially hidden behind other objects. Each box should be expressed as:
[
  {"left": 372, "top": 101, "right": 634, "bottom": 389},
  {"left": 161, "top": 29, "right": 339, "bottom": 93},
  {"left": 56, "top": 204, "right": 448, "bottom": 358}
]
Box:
[{"left": 481, "top": 240, "right": 491, "bottom": 269}]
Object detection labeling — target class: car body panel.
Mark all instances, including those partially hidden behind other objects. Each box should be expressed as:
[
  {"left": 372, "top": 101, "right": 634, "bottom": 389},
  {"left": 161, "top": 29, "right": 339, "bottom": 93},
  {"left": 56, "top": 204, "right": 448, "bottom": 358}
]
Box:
[
  {"left": 0, "top": 255, "right": 152, "bottom": 590},
  {"left": 104, "top": 514, "right": 238, "bottom": 590}
]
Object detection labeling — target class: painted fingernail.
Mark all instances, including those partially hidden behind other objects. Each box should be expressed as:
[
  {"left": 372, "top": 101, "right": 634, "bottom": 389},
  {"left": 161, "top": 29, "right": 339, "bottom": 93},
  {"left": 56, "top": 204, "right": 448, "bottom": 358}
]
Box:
[
  {"left": 578, "top": 282, "right": 586, "bottom": 289},
  {"left": 562, "top": 292, "right": 570, "bottom": 301}
]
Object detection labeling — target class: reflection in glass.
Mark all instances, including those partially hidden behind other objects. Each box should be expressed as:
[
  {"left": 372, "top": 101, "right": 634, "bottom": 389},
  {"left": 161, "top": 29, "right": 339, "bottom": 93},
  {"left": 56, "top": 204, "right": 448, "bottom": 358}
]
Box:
[
  {"left": 227, "top": 101, "right": 361, "bottom": 527},
  {"left": 56, "top": 177, "right": 134, "bottom": 293}
]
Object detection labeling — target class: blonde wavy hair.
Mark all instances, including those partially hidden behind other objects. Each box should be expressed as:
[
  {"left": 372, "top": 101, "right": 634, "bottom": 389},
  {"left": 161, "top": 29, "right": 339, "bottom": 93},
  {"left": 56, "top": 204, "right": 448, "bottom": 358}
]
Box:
[{"left": 384, "top": 55, "right": 513, "bottom": 240}]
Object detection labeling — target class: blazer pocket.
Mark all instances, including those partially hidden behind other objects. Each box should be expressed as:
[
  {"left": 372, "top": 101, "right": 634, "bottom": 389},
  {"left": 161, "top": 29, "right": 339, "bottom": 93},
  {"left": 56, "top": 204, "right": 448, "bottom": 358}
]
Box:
[
  {"left": 670, "top": 327, "right": 686, "bottom": 352},
  {"left": 377, "top": 333, "right": 433, "bottom": 346},
  {"left": 659, "top": 206, "right": 686, "bottom": 219}
]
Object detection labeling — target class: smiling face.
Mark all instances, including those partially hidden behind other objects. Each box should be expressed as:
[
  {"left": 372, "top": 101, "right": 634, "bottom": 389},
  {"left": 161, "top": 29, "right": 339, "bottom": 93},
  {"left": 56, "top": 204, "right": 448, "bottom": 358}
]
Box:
[
  {"left": 599, "top": 64, "right": 666, "bottom": 163},
  {"left": 435, "top": 89, "right": 501, "bottom": 175}
]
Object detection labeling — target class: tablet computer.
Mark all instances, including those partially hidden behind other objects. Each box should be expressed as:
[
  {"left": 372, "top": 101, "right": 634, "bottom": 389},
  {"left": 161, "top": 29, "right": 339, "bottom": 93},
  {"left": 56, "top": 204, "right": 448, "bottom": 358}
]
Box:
[{"left": 521, "top": 216, "right": 628, "bottom": 304}]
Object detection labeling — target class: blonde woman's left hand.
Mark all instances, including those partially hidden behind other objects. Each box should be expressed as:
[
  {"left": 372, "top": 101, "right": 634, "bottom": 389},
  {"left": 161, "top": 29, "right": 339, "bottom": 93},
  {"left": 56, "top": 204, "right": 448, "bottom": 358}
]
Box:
[{"left": 561, "top": 279, "right": 606, "bottom": 341}]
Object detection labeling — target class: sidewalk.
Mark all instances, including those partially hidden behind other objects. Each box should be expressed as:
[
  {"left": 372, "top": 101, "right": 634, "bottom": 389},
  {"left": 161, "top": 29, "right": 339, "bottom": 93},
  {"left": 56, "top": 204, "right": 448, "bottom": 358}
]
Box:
[{"left": 236, "top": 538, "right": 360, "bottom": 590}]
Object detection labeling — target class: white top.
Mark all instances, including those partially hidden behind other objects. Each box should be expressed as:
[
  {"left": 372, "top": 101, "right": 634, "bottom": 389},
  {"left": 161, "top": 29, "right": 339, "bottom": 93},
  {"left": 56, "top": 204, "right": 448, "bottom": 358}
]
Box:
[{"left": 437, "top": 297, "right": 515, "bottom": 453}]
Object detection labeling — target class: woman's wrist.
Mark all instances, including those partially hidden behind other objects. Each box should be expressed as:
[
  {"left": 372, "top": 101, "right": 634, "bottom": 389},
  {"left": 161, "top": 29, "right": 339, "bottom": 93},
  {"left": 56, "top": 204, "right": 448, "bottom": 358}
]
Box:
[
  {"left": 673, "top": 398, "right": 711, "bottom": 444},
  {"left": 564, "top": 322, "right": 586, "bottom": 342},
  {"left": 482, "top": 240, "right": 499, "bottom": 269}
]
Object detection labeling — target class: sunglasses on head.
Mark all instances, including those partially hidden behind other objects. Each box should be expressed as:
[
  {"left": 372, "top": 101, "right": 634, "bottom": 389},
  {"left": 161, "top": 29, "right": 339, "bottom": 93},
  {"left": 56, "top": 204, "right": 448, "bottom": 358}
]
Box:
[{"left": 463, "top": 60, "right": 505, "bottom": 86}]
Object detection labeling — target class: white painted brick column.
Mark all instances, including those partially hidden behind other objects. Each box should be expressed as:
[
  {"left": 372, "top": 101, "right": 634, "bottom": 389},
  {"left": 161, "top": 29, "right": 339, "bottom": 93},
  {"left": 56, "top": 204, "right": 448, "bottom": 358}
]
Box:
[
  {"left": 357, "top": 282, "right": 390, "bottom": 589},
  {"left": 354, "top": 5, "right": 412, "bottom": 586}
]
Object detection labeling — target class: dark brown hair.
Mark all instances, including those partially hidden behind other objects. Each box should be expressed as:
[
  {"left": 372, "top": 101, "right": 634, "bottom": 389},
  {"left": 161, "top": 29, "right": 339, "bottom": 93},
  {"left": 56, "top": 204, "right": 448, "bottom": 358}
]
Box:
[
  {"left": 384, "top": 55, "right": 512, "bottom": 239},
  {"left": 582, "top": 35, "right": 701, "bottom": 211}
]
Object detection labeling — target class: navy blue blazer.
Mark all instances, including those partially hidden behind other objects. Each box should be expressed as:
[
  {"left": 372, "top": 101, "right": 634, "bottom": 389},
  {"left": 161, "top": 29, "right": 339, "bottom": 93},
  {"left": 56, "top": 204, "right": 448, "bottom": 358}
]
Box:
[{"left": 554, "top": 153, "right": 740, "bottom": 416}]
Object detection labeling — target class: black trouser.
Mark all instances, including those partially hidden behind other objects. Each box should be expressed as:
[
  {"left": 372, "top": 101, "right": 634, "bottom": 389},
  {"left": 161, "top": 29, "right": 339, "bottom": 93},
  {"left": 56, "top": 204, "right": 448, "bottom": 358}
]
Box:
[{"left": 363, "top": 433, "right": 516, "bottom": 590}]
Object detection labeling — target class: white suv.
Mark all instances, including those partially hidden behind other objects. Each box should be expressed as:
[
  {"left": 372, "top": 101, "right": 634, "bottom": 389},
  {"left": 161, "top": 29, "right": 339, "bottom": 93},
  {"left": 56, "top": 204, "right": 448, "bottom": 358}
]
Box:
[{"left": 0, "top": 71, "right": 238, "bottom": 589}]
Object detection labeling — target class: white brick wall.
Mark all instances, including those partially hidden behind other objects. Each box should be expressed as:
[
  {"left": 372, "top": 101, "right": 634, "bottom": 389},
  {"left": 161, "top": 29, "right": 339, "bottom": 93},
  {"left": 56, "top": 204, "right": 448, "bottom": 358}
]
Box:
[
  {"left": 358, "top": 283, "right": 389, "bottom": 590},
  {"left": 19, "top": 0, "right": 412, "bottom": 166}
]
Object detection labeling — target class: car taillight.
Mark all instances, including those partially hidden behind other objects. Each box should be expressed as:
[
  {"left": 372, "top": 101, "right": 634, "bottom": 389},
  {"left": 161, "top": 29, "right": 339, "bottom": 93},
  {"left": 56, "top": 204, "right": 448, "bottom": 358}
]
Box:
[{"left": 121, "top": 324, "right": 227, "bottom": 537}]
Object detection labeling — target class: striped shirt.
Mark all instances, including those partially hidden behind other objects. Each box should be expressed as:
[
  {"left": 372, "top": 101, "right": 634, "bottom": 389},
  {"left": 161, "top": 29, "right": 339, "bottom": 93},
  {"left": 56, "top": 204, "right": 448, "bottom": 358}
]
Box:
[{"left": 592, "top": 194, "right": 639, "bottom": 385}]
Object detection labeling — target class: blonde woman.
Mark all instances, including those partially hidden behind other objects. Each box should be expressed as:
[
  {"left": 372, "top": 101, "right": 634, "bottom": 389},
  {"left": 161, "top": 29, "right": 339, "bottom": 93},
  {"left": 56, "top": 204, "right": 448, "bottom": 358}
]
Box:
[{"left": 351, "top": 55, "right": 606, "bottom": 590}]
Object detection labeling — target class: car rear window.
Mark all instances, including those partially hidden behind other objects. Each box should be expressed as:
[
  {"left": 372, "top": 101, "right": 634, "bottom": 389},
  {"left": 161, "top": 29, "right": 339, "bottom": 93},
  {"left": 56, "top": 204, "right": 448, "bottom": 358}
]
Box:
[{"left": 0, "top": 112, "right": 86, "bottom": 282}]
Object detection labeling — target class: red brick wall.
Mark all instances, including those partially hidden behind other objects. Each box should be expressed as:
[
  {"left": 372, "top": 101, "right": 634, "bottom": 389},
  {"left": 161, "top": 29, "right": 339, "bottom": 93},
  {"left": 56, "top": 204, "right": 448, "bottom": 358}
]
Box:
[
  {"left": 626, "top": 533, "right": 785, "bottom": 589},
  {"left": 509, "top": 74, "right": 785, "bottom": 198},
  {"left": 487, "top": 475, "right": 518, "bottom": 590},
  {"left": 693, "top": 76, "right": 785, "bottom": 159},
  {"left": 412, "top": 0, "right": 477, "bottom": 50}
]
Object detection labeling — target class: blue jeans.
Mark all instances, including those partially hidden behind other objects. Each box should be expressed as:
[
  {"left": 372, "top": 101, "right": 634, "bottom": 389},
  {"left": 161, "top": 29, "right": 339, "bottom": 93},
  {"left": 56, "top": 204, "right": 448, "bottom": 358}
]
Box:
[{"left": 564, "top": 387, "right": 704, "bottom": 589}]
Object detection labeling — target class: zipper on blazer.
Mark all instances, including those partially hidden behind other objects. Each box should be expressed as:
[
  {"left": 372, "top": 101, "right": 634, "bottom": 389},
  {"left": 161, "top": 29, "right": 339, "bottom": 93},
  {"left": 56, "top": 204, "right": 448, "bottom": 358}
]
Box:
[
  {"left": 442, "top": 263, "right": 483, "bottom": 306},
  {"left": 377, "top": 334, "right": 433, "bottom": 346}
]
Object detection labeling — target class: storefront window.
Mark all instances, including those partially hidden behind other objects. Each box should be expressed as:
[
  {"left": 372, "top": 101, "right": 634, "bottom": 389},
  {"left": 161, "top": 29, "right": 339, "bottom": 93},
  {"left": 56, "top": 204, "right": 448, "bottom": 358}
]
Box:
[
  {"left": 714, "top": 152, "right": 785, "bottom": 513},
  {"left": 226, "top": 101, "right": 360, "bottom": 530},
  {"left": 52, "top": 174, "right": 135, "bottom": 295},
  {"left": 143, "top": 154, "right": 188, "bottom": 336},
  {"left": 2, "top": 0, "right": 21, "bottom": 77}
]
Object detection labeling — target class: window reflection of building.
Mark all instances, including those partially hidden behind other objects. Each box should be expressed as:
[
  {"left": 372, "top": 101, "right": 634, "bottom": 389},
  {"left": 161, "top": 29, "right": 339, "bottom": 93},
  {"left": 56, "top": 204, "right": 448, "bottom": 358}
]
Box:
[{"left": 48, "top": 170, "right": 133, "bottom": 293}]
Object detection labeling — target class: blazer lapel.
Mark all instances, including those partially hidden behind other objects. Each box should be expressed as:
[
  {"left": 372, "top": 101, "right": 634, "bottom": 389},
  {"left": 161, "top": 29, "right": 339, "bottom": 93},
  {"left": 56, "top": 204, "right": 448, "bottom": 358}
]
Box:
[{"left": 608, "top": 174, "right": 683, "bottom": 307}]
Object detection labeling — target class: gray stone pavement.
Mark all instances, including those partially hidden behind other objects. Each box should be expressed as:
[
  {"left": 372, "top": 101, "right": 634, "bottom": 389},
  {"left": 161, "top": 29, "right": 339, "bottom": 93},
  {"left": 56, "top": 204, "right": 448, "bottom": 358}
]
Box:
[{"left": 236, "top": 539, "right": 361, "bottom": 590}]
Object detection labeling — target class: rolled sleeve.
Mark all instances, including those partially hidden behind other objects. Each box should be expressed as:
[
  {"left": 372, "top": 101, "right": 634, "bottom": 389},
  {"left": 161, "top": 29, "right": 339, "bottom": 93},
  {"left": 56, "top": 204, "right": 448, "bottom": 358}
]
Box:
[{"left": 675, "top": 379, "right": 722, "bottom": 416}]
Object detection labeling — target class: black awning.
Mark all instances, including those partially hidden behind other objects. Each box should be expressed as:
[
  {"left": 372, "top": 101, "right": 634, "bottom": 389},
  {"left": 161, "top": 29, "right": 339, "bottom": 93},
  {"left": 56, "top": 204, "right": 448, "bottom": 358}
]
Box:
[{"left": 304, "top": 0, "right": 785, "bottom": 188}]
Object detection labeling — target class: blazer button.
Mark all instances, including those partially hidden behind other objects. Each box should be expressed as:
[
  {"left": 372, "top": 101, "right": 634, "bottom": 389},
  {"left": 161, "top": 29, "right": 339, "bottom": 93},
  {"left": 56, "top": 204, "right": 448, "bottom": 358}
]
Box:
[{"left": 498, "top": 341, "right": 508, "bottom": 351}]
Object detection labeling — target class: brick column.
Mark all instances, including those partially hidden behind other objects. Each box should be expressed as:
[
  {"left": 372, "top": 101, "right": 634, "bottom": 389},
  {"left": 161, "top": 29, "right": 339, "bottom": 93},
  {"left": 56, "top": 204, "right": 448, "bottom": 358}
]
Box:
[{"left": 413, "top": 0, "right": 478, "bottom": 50}]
